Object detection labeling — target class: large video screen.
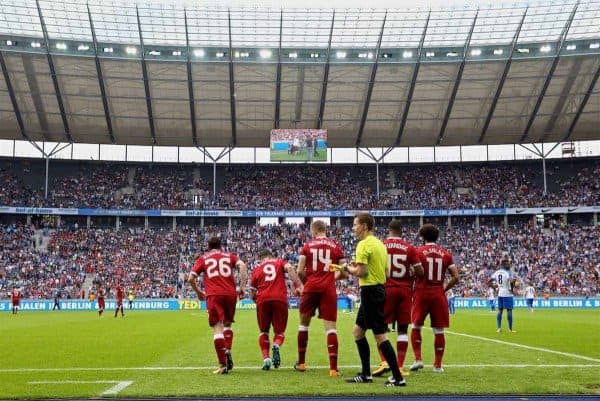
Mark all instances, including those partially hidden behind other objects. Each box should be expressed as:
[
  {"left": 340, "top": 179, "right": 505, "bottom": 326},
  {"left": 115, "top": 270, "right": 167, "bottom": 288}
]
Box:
[{"left": 270, "top": 129, "right": 328, "bottom": 162}]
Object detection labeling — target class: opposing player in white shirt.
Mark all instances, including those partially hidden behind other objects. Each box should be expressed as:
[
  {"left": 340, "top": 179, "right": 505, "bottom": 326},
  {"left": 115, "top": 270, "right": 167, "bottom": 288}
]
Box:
[
  {"left": 489, "top": 253, "right": 517, "bottom": 333},
  {"left": 487, "top": 287, "right": 496, "bottom": 312},
  {"left": 524, "top": 282, "right": 535, "bottom": 313}
]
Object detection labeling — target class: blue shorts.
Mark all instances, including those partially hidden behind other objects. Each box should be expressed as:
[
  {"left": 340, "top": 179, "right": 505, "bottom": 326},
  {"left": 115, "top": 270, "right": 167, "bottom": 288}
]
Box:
[
  {"left": 526, "top": 299, "right": 534, "bottom": 308},
  {"left": 498, "top": 296, "right": 514, "bottom": 310}
]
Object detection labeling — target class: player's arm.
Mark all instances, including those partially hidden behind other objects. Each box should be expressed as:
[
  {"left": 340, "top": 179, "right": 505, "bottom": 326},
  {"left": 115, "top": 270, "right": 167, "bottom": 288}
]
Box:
[
  {"left": 285, "top": 262, "right": 303, "bottom": 296},
  {"left": 297, "top": 255, "right": 307, "bottom": 284},
  {"left": 412, "top": 262, "right": 424, "bottom": 277},
  {"left": 444, "top": 265, "right": 459, "bottom": 292},
  {"left": 236, "top": 260, "right": 248, "bottom": 298},
  {"left": 186, "top": 272, "right": 205, "bottom": 300},
  {"left": 334, "top": 258, "right": 348, "bottom": 280},
  {"left": 346, "top": 261, "right": 367, "bottom": 278}
]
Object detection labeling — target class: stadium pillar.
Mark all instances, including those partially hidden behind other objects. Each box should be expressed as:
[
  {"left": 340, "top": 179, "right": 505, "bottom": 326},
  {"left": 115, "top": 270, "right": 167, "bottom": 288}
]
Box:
[
  {"left": 87, "top": 216, "right": 91, "bottom": 229},
  {"left": 42, "top": 153, "right": 51, "bottom": 199},
  {"left": 213, "top": 161, "right": 217, "bottom": 200},
  {"left": 228, "top": 217, "right": 232, "bottom": 230},
  {"left": 26, "top": 215, "right": 32, "bottom": 225},
  {"left": 144, "top": 216, "right": 148, "bottom": 229},
  {"left": 419, "top": 215, "right": 423, "bottom": 227},
  {"left": 594, "top": 213, "right": 597, "bottom": 226},
  {"left": 201, "top": 216, "right": 204, "bottom": 228},
  {"left": 376, "top": 161, "right": 380, "bottom": 199},
  {"left": 504, "top": 215, "right": 508, "bottom": 229},
  {"left": 447, "top": 216, "right": 451, "bottom": 228},
  {"left": 542, "top": 155, "right": 547, "bottom": 195},
  {"left": 116, "top": 216, "right": 120, "bottom": 231},
  {"left": 172, "top": 217, "right": 176, "bottom": 231},
  {"left": 475, "top": 215, "right": 480, "bottom": 229}
]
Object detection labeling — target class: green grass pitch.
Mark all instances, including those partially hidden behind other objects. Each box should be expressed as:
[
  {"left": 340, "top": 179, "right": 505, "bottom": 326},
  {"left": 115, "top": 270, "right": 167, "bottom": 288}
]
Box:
[
  {"left": 270, "top": 149, "right": 327, "bottom": 162},
  {"left": 1, "top": 308, "right": 599, "bottom": 398}
]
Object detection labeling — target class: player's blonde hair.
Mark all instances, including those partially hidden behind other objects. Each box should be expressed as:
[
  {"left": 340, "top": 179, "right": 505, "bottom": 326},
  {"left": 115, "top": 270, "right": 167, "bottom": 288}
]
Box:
[{"left": 311, "top": 219, "right": 327, "bottom": 234}]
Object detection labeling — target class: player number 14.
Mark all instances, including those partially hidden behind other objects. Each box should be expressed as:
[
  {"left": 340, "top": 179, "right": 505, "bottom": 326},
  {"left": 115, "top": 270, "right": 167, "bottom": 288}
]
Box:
[{"left": 310, "top": 248, "right": 332, "bottom": 272}]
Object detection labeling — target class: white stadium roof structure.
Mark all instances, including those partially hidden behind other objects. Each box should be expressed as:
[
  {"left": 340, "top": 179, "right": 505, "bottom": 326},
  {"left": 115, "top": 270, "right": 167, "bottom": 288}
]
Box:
[{"left": 0, "top": 0, "right": 600, "bottom": 152}]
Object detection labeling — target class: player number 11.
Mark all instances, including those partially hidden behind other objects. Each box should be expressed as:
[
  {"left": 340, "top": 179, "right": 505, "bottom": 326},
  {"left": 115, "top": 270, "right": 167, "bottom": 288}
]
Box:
[{"left": 426, "top": 257, "right": 443, "bottom": 281}]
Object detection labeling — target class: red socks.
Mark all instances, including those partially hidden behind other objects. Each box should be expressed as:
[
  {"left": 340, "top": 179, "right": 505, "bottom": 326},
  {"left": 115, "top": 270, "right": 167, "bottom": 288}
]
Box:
[
  {"left": 214, "top": 335, "right": 226, "bottom": 365},
  {"left": 297, "top": 326, "right": 309, "bottom": 364},
  {"left": 411, "top": 328, "right": 422, "bottom": 361},
  {"left": 434, "top": 333, "right": 445, "bottom": 368},
  {"left": 259, "top": 332, "right": 270, "bottom": 359},
  {"left": 326, "top": 330, "right": 338, "bottom": 371},
  {"left": 223, "top": 328, "right": 233, "bottom": 350}
]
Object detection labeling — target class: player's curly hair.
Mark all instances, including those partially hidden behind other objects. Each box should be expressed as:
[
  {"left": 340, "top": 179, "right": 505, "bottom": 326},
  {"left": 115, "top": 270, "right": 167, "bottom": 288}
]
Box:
[{"left": 419, "top": 223, "right": 439, "bottom": 243}]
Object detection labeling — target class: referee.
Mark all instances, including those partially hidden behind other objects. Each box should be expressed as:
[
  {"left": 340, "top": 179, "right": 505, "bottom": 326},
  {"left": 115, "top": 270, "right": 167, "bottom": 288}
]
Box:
[{"left": 344, "top": 212, "right": 406, "bottom": 387}]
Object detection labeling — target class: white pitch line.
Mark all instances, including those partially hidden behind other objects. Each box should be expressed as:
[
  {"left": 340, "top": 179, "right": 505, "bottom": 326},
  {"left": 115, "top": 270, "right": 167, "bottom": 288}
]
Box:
[
  {"left": 28, "top": 380, "right": 133, "bottom": 395},
  {"left": 7, "top": 364, "right": 600, "bottom": 373},
  {"left": 447, "top": 330, "right": 600, "bottom": 363}
]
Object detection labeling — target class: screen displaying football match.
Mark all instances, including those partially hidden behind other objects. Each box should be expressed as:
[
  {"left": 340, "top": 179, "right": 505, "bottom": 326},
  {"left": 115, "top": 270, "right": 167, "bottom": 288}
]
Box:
[{"left": 270, "top": 129, "right": 328, "bottom": 162}]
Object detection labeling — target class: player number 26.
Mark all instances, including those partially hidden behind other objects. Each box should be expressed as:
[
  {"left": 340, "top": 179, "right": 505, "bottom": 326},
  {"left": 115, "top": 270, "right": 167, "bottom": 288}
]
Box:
[
  {"left": 388, "top": 254, "right": 407, "bottom": 278},
  {"left": 206, "top": 257, "right": 232, "bottom": 278}
]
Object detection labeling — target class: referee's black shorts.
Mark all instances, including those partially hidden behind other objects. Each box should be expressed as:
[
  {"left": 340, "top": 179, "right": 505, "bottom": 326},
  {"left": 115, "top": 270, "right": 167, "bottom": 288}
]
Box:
[{"left": 356, "top": 284, "right": 386, "bottom": 335}]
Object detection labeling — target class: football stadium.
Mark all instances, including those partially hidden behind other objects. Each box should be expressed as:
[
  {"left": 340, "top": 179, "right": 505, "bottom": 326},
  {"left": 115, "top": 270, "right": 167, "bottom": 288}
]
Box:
[{"left": 0, "top": 0, "right": 599, "bottom": 399}]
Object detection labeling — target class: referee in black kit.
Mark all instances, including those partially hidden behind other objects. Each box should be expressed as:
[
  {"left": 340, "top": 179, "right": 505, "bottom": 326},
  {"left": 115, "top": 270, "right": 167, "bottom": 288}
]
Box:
[{"left": 343, "top": 212, "right": 406, "bottom": 387}]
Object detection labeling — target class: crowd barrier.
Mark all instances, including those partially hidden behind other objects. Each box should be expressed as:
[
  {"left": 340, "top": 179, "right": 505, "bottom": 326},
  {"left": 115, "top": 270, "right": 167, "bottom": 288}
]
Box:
[{"left": 1, "top": 297, "right": 598, "bottom": 312}]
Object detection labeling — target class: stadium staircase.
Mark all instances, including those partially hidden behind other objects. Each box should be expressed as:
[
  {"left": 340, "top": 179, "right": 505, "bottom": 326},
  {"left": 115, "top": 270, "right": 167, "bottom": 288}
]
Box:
[
  {"left": 127, "top": 167, "right": 136, "bottom": 186},
  {"left": 81, "top": 274, "right": 95, "bottom": 296}
]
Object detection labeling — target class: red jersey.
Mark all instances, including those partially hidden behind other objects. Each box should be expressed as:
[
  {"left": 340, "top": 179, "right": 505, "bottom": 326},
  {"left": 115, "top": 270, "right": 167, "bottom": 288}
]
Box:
[
  {"left": 250, "top": 258, "right": 288, "bottom": 304},
  {"left": 415, "top": 243, "right": 454, "bottom": 290},
  {"left": 116, "top": 286, "right": 124, "bottom": 301},
  {"left": 11, "top": 289, "right": 20, "bottom": 303},
  {"left": 191, "top": 249, "right": 240, "bottom": 297},
  {"left": 300, "top": 237, "right": 344, "bottom": 293},
  {"left": 384, "top": 237, "right": 420, "bottom": 288},
  {"left": 98, "top": 289, "right": 105, "bottom": 300}
]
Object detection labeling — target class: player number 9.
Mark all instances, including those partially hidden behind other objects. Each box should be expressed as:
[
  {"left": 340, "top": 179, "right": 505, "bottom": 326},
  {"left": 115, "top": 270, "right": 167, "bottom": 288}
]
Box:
[{"left": 263, "top": 264, "right": 277, "bottom": 282}]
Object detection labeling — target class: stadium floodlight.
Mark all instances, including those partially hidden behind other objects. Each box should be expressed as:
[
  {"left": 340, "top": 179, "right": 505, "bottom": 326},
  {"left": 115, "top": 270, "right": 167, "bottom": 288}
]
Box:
[
  {"left": 540, "top": 45, "right": 551, "bottom": 53},
  {"left": 77, "top": 44, "right": 89, "bottom": 51},
  {"left": 6, "top": 40, "right": 13, "bottom": 46},
  {"left": 56, "top": 43, "right": 67, "bottom": 50},
  {"left": 402, "top": 51, "right": 413, "bottom": 58},
  {"left": 234, "top": 51, "right": 240, "bottom": 58},
  {"left": 125, "top": 47, "right": 137, "bottom": 55},
  {"left": 367, "top": 52, "right": 373, "bottom": 59},
  {"left": 493, "top": 49, "right": 503, "bottom": 55},
  {"left": 194, "top": 49, "right": 205, "bottom": 57},
  {"left": 358, "top": 52, "right": 367, "bottom": 58},
  {"left": 517, "top": 48, "right": 530, "bottom": 54},
  {"left": 446, "top": 52, "right": 458, "bottom": 57},
  {"left": 241, "top": 51, "right": 250, "bottom": 58},
  {"left": 566, "top": 44, "right": 576, "bottom": 51},
  {"left": 31, "top": 42, "right": 41, "bottom": 48},
  {"left": 259, "top": 49, "right": 272, "bottom": 59},
  {"left": 148, "top": 50, "right": 160, "bottom": 56},
  {"left": 382, "top": 53, "right": 390, "bottom": 58},
  {"left": 288, "top": 52, "right": 298, "bottom": 58},
  {"left": 336, "top": 51, "right": 346, "bottom": 59},
  {"left": 310, "top": 52, "right": 319, "bottom": 58},
  {"left": 103, "top": 47, "right": 113, "bottom": 53},
  {"left": 172, "top": 50, "right": 181, "bottom": 56},
  {"left": 470, "top": 49, "right": 481, "bottom": 56},
  {"left": 590, "top": 43, "right": 600, "bottom": 49},
  {"left": 216, "top": 51, "right": 225, "bottom": 58},
  {"left": 425, "top": 51, "right": 435, "bottom": 57}
]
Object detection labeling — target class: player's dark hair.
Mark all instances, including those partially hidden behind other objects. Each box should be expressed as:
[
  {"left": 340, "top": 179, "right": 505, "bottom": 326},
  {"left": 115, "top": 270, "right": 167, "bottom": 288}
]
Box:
[
  {"left": 208, "top": 236, "right": 222, "bottom": 250},
  {"left": 355, "top": 212, "right": 375, "bottom": 231},
  {"left": 311, "top": 219, "right": 327, "bottom": 233},
  {"left": 388, "top": 219, "right": 402, "bottom": 235},
  {"left": 419, "top": 223, "right": 439, "bottom": 243},
  {"left": 258, "top": 249, "right": 273, "bottom": 259}
]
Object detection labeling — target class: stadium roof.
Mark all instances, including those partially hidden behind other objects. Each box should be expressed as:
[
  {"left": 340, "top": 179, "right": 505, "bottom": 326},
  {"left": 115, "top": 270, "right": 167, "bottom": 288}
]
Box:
[{"left": 0, "top": 0, "right": 599, "bottom": 148}]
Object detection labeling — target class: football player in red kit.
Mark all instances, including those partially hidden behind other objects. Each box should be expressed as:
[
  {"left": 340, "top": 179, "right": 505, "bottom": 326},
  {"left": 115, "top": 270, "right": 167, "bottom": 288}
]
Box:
[
  {"left": 114, "top": 284, "right": 125, "bottom": 318},
  {"left": 188, "top": 236, "right": 248, "bottom": 374},
  {"left": 250, "top": 249, "right": 302, "bottom": 370},
  {"left": 97, "top": 287, "right": 106, "bottom": 317},
  {"left": 11, "top": 288, "right": 21, "bottom": 315}
]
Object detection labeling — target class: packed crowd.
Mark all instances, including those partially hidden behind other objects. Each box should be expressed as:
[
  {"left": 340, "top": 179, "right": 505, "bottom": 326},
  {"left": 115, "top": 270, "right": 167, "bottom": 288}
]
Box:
[
  {"left": 0, "top": 160, "right": 598, "bottom": 210},
  {"left": 1, "top": 220, "right": 598, "bottom": 301}
]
